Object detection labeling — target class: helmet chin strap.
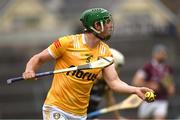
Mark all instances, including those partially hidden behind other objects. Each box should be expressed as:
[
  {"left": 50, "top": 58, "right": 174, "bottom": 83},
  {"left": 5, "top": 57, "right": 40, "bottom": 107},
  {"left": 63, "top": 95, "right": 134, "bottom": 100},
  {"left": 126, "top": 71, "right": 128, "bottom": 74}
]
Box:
[
  {"left": 97, "top": 34, "right": 111, "bottom": 41},
  {"left": 90, "top": 21, "right": 110, "bottom": 41},
  {"left": 90, "top": 21, "right": 104, "bottom": 34}
]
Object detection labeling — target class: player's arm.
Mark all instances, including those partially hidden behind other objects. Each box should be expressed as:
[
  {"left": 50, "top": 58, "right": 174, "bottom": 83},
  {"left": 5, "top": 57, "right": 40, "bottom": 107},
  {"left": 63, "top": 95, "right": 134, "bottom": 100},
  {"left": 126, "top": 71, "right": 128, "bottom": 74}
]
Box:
[
  {"left": 161, "top": 73, "right": 175, "bottom": 96},
  {"left": 132, "top": 69, "right": 160, "bottom": 91},
  {"left": 23, "top": 49, "right": 53, "bottom": 80},
  {"left": 132, "top": 70, "right": 146, "bottom": 87},
  {"left": 102, "top": 63, "right": 152, "bottom": 100},
  {"left": 168, "top": 81, "right": 175, "bottom": 96}
]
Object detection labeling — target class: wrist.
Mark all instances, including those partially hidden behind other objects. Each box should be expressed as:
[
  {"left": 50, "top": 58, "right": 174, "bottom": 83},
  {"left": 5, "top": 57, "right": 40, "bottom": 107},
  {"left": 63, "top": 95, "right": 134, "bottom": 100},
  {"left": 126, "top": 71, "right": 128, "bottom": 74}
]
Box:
[
  {"left": 129, "top": 86, "right": 138, "bottom": 94},
  {"left": 25, "top": 70, "right": 34, "bottom": 73}
]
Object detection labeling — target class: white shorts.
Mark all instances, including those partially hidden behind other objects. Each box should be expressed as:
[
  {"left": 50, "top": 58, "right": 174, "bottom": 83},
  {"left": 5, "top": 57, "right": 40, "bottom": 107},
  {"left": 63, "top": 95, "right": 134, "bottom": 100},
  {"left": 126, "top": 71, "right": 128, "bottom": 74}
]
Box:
[
  {"left": 138, "top": 100, "right": 168, "bottom": 118},
  {"left": 42, "top": 105, "right": 87, "bottom": 120}
]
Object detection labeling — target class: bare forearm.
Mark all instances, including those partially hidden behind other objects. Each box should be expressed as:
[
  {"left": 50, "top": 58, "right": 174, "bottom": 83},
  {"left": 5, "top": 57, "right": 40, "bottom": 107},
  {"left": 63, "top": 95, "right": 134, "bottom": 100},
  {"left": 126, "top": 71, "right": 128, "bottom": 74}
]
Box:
[
  {"left": 23, "top": 49, "right": 53, "bottom": 80},
  {"left": 25, "top": 49, "right": 52, "bottom": 72},
  {"left": 109, "top": 79, "right": 137, "bottom": 94},
  {"left": 25, "top": 55, "right": 43, "bottom": 72},
  {"left": 103, "top": 64, "right": 152, "bottom": 100}
]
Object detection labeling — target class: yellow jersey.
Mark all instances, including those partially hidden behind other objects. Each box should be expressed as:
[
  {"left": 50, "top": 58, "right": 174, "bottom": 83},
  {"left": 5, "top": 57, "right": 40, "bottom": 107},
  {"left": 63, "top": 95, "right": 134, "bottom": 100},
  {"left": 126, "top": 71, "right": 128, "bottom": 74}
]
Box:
[{"left": 45, "top": 34, "right": 112, "bottom": 115}]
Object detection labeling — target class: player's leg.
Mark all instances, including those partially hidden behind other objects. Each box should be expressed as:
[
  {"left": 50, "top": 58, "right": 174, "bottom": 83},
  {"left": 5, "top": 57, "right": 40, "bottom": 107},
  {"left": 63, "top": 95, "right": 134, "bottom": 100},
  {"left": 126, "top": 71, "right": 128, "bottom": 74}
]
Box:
[
  {"left": 138, "top": 102, "right": 155, "bottom": 119},
  {"left": 153, "top": 100, "right": 168, "bottom": 120}
]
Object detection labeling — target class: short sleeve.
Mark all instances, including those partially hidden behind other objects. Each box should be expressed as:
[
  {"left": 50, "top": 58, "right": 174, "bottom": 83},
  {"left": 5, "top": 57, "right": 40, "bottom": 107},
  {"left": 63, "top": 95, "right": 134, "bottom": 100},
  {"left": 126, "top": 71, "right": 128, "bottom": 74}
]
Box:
[
  {"left": 136, "top": 69, "right": 147, "bottom": 80},
  {"left": 142, "top": 63, "right": 152, "bottom": 81},
  {"left": 48, "top": 36, "right": 69, "bottom": 59}
]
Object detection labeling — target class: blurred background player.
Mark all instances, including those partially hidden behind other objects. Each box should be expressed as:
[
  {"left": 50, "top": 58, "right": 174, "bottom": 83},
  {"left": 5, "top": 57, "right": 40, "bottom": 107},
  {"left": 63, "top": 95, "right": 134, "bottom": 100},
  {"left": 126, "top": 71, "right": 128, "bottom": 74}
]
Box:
[
  {"left": 87, "top": 48, "right": 125, "bottom": 120},
  {"left": 132, "top": 44, "right": 176, "bottom": 120}
]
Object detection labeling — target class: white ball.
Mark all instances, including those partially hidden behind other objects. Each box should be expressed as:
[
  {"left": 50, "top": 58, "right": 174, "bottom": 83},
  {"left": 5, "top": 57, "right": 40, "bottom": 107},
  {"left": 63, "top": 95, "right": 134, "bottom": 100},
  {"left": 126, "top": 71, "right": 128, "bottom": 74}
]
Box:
[{"left": 110, "top": 48, "right": 125, "bottom": 66}]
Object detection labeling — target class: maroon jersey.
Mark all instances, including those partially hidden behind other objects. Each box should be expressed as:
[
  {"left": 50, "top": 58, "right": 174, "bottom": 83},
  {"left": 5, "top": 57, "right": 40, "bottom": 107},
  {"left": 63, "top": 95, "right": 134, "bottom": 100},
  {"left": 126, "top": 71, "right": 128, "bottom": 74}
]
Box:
[{"left": 142, "top": 59, "right": 173, "bottom": 100}]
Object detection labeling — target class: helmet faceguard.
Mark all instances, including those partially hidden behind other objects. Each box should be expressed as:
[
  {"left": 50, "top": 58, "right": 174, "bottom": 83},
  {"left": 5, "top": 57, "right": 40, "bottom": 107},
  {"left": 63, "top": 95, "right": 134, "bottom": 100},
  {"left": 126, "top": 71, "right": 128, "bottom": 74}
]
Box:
[{"left": 80, "top": 8, "right": 113, "bottom": 41}]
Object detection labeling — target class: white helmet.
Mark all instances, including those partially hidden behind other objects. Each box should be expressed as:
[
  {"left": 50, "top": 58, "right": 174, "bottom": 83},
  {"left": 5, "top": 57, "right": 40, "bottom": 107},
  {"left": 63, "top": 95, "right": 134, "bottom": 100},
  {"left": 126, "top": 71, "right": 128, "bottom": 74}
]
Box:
[{"left": 110, "top": 48, "right": 125, "bottom": 67}]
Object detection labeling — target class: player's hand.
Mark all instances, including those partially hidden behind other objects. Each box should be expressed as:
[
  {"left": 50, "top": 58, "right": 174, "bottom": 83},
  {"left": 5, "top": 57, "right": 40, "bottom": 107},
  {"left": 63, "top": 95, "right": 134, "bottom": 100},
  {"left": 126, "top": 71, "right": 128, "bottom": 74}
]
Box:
[
  {"left": 23, "top": 70, "right": 36, "bottom": 80},
  {"left": 134, "top": 87, "right": 154, "bottom": 100}
]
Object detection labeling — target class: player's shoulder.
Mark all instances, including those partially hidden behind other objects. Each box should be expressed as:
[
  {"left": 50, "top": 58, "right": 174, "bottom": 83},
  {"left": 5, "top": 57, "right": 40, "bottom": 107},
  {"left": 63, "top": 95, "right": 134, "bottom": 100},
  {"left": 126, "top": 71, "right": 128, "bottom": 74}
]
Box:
[
  {"left": 99, "top": 41, "right": 110, "bottom": 50},
  {"left": 143, "top": 61, "right": 153, "bottom": 69},
  {"left": 58, "top": 34, "right": 83, "bottom": 44},
  {"left": 144, "top": 61, "right": 152, "bottom": 66},
  {"left": 58, "top": 34, "right": 76, "bottom": 39},
  {"left": 60, "top": 34, "right": 82, "bottom": 40},
  {"left": 99, "top": 41, "right": 112, "bottom": 57}
]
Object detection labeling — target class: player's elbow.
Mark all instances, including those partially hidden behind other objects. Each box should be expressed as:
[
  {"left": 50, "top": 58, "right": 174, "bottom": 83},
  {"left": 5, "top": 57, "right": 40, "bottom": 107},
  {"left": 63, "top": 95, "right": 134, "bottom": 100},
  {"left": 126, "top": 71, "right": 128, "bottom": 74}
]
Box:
[
  {"left": 34, "top": 53, "right": 48, "bottom": 63},
  {"left": 132, "top": 77, "right": 145, "bottom": 87},
  {"left": 28, "top": 54, "right": 45, "bottom": 66},
  {"left": 32, "top": 54, "right": 41, "bottom": 63},
  {"left": 168, "top": 85, "right": 176, "bottom": 96}
]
